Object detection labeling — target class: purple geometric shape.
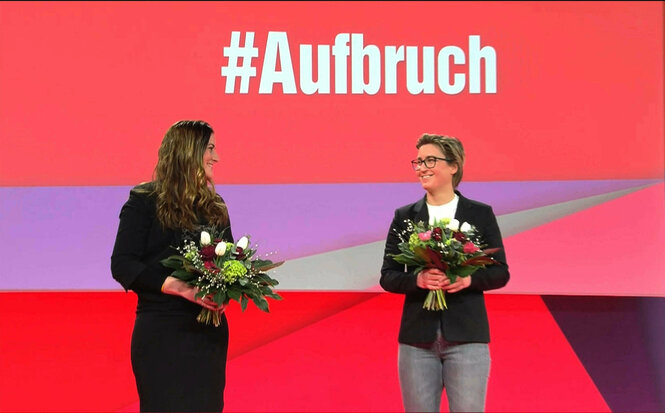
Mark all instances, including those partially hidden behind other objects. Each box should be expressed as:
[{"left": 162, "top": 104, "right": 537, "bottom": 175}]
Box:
[
  {"left": 0, "top": 179, "right": 658, "bottom": 290},
  {"left": 542, "top": 296, "right": 665, "bottom": 412}
]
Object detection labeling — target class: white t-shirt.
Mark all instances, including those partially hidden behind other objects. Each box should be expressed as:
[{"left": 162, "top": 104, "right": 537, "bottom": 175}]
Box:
[{"left": 427, "top": 194, "right": 459, "bottom": 225}]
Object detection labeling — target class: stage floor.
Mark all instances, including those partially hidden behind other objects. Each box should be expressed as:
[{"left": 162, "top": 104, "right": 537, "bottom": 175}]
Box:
[{"left": 0, "top": 291, "right": 626, "bottom": 412}]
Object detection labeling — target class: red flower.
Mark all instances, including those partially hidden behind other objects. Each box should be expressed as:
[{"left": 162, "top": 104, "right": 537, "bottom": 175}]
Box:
[
  {"left": 200, "top": 245, "right": 216, "bottom": 261},
  {"left": 463, "top": 242, "right": 479, "bottom": 254},
  {"left": 236, "top": 247, "right": 245, "bottom": 260},
  {"left": 454, "top": 232, "right": 467, "bottom": 242},
  {"left": 203, "top": 260, "right": 220, "bottom": 273},
  {"left": 432, "top": 227, "right": 443, "bottom": 241}
]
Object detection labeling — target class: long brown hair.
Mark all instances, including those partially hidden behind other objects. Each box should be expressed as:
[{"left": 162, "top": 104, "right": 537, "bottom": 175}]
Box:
[{"left": 153, "top": 120, "right": 229, "bottom": 230}]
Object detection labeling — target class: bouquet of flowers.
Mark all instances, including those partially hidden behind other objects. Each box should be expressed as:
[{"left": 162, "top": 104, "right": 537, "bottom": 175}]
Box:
[
  {"left": 390, "top": 218, "right": 500, "bottom": 311},
  {"left": 161, "top": 228, "right": 283, "bottom": 326}
]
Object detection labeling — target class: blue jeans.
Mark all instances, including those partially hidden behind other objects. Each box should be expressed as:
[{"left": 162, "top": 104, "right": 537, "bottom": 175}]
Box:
[{"left": 398, "top": 333, "right": 490, "bottom": 412}]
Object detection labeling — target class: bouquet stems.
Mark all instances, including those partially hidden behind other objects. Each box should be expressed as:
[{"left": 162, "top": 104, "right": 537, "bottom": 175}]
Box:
[
  {"left": 196, "top": 309, "right": 223, "bottom": 327},
  {"left": 423, "top": 289, "right": 447, "bottom": 311}
]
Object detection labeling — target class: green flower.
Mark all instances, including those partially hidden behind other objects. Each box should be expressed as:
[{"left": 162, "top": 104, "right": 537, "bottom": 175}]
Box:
[
  {"left": 184, "top": 250, "right": 197, "bottom": 261},
  {"left": 222, "top": 260, "right": 248, "bottom": 283},
  {"left": 408, "top": 232, "right": 421, "bottom": 249}
]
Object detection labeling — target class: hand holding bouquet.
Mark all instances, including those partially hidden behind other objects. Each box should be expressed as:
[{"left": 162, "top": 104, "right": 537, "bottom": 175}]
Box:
[
  {"left": 390, "top": 218, "right": 500, "bottom": 311},
  {"left": 161, "top": 228, "right": 283, "bottom": 326}
]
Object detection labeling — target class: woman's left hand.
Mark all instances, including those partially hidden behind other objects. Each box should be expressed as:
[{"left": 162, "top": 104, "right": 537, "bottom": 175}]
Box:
[{"left": 442, "top": 275, "right": 471, "bottom": 293}]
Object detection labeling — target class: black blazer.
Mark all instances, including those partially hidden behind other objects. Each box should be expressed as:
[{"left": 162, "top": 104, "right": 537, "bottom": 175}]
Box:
[
  {"left": 110, "top": 182, "right": 234, "bottom": 314},
  {"left": 380, "top": 190, "right": 509, "bottom": 344}
]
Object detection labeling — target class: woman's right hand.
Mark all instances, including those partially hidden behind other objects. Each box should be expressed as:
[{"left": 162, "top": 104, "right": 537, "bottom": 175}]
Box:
[
  {"left": 416, "top": 268, "right": 447, "bottom": 290},
  {"left": 161, "top": 276, "right": 227, "bottom": 312}
]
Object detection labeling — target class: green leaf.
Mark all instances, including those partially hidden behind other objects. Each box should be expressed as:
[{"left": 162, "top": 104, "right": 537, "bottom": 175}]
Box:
[
  {"left": 254, "top": 274, "right": 278, "bottom": 285},
  {"left": 171, "top": 269, "right": 195, "bottom": 281},
  {"left": 259, "top": 285, "right": 273, "bottom": 294},
  {"left": 161, "top": 261, "right": 181, "bottom": 270},
  {"left": 397, "top": 243, "right": 417, "bottom": 257},
  {"left": 252, "top": 296, "right": 270, "bottom": 312},
  {"left": 240, "top": 295, "right": 248, "bottom": 311},
  {"left": 227, "top": 288, "right": 241, "bottom": 301},
  {"left": 212, "top": 293, "right": 225, "bottom": 306},
  {"left": 253, "top": 260, "right": 285, "bottom": 272},
  {"left": 391, "top": 255, "right": 420, "bottom": 266},
  {"left": 452, "top": 266, "right": 478, "bottom": 278},
  {"left": 266, "top": 291, "right": 283, "bottom": 300},
  {"left": 160, "top": 255, "right": 187, "bottom": 269},
  {"left": 182, "top": 262, "right": 199, "bottom": 272},
  {"left": 250, "top": 258, "right": 270, "bottom": 267},
  {"left": 413, "top": 246, "right": 432, "bottom": 264}
]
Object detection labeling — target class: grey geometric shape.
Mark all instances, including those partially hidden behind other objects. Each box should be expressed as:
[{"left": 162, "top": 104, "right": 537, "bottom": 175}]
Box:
[
  {"left": 497, "top": 184, "right": 651, "bottom": 237},
  {"left": 273, "top": 241, "right": 385, "bottom": 291},
  {"left": 274, "top": 185, "right": 652, "bottom": 291}
]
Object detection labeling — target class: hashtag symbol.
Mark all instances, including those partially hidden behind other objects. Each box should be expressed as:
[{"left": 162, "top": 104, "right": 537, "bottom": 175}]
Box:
[{"left": 221, "top": 31, "right": 259, "bottom": 94}]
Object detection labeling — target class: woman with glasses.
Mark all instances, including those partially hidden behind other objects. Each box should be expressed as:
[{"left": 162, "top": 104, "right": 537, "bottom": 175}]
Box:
[
  {"left": 111, "top": 120, "right": 232, "bottom": 412},
  {"left": 380, "top": 134, "right": 510, "bottom": 412}
]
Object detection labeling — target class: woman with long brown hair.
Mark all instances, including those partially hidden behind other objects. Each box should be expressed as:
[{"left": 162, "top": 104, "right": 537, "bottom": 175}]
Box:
[{"left": 111, "top": 120, "right": 232, "bottom": 412}]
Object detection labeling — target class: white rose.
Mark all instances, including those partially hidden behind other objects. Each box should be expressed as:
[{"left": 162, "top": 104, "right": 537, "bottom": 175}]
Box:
[
  {"left": 236, "top": 236, "right": 249, "bottom": 250},
  {"left": 446, "top": 218, "right": 460, "bottom": 231},
  {"left": 214, "top": 242, "right": 227, "bottom": 256},
  {"left": 200, "top": 231, "right": 211, "bottom": 246},
  {"left": 460, "top": 222, "right": 472, "bottom": 233}
]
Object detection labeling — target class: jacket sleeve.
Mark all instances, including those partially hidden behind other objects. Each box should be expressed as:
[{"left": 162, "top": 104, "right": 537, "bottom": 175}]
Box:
[
  {"left": 379, "top": 210, "right": 421, "bottom": 294},
  {"left": 468, "top": 206, "right": 510, "bottom": 291},
  {"left": 110, "top": 190, "right": 169, "bottom": 293}
]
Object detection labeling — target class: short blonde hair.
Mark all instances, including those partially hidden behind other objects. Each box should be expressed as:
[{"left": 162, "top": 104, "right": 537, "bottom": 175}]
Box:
[{"left": 416, "top": 134, "right": 465, "bottom": 188}]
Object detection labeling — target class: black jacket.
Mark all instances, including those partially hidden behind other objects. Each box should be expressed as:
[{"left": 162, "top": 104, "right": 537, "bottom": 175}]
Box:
[
  {"left": 110, "top": 182, "right": 233, "bottom": 314},
  {"left": 380, "top": 191, "right": 509, "bottom": 344}
]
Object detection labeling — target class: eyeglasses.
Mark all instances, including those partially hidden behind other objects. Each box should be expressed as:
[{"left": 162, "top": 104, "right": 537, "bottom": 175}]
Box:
[{"left": 411, "top": 156, "right": 451, "bottom": 170}]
